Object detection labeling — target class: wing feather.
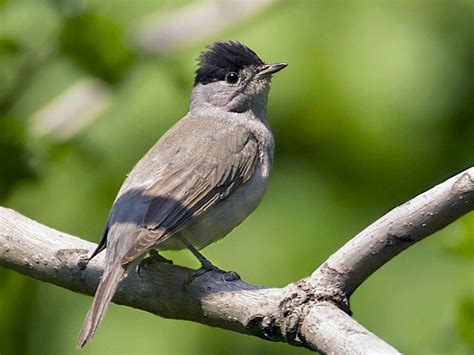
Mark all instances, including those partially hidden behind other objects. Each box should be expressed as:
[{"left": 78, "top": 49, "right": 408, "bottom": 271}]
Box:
[{"left": 120, "top": 128, "right": 259, "bottom": 264}]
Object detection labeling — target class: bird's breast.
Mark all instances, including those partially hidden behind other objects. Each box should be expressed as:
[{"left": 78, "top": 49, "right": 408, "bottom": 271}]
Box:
[{"left": 158, "top": 155, "right": 271, "bottom": 251}]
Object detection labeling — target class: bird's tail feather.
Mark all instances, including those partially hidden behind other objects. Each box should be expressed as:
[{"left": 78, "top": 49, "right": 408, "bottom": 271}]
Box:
[{"left": 76, "top": 264, "right": 126, "bottom": 348}]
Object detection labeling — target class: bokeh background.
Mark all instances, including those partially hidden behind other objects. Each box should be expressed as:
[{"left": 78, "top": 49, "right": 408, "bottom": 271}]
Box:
[{"left": 1, "top": 0, "right": 473, "bottom": 354}]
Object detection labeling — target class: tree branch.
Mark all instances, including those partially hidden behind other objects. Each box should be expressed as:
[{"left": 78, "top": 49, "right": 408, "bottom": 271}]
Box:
[
  {"left": 1, "top": 167, "right": 472, "bottom": 353},
  {"left": 309, "top": 167, "right": 474, "bottom": 310}
]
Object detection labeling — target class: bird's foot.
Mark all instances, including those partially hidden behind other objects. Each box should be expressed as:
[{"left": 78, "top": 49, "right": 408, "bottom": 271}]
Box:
[
  {"left": 149, "top": 249, "right": 174, "bottom": 264},
  {"left": 136, "top": 250, "right": 173, "bottom": 277},
  {"left": 184, "top": 260, "right": 240, "bottom": 287},
  {"left": 177, "top": 236, "right": 239, "bottom": 287}
]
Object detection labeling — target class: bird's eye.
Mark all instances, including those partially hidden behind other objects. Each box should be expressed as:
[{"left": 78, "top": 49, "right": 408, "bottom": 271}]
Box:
[{"left": 225, "top": 72, "right": 239, "bottom": 84}]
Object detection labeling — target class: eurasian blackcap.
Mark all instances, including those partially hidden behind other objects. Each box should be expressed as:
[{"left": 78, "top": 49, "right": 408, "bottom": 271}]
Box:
[{"left": 77, "top": 41, "right": 287, "bottom": 348}]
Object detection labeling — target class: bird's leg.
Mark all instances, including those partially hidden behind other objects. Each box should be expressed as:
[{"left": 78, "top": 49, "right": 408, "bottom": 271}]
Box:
[
  {"left": 178, "top": 237, "right": 240, "bottom": 284},
  {"left": 179, "top": 237, "right": 217, "bottom": 270},
  {"left": 148, "top": 249, "right": 173, "bottom": 264},
  {"left": 136, "top": 249, "right": 173, "bottom": 277}
]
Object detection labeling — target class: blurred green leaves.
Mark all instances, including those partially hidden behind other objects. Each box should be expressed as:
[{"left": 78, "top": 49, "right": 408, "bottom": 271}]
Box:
[
  {"left": 446, "top": 214, "right": 474, "bottom": 260},
  {"left": 0, "top": 117, "right": 36, "bottom": 199},
  {"left": 59, "top": 11, "right": 135, "bottom": 83},
  {"left": 446, "top": 214, "right": 474, "bottom": 350},
  {"left": 0, "top": 271, "right": 38, "bottom": 355},
  {"left": 457, "top": 297, "right": 474, "bottom": 348},
  {"left": 0, "top": 36, "right": 19, "bottom": 56},
  {"left": 0, "top": 0, "right": 473, "bottom": 354}
]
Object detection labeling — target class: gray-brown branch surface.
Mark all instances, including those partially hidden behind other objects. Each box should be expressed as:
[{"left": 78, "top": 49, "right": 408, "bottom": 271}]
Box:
[{"left": 1, "top": 167, "right": 473, "bottom": 353}]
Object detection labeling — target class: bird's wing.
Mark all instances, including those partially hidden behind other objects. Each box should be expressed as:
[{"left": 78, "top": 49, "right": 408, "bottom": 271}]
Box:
[{"left": 120, "top": 120, "right": 259, "bottom": 264}]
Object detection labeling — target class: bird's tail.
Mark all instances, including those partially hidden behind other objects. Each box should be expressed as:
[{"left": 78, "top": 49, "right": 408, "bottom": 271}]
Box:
[{"left": 76, "top": 263, "right": 126, "bottom": 348}]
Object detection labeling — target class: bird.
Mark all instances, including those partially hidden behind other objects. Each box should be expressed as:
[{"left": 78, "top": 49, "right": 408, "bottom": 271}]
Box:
[{"left": 77, "top": 40, "right": 287, "bottom": 348}]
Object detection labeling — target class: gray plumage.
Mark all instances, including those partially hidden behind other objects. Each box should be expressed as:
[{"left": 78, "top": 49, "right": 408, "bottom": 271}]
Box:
[{"left": 77, "top": 41, "right": 286, "bottom": 348}]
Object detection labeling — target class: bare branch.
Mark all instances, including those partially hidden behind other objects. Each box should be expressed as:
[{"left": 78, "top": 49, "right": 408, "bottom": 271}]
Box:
[
  {"left": 301, "top": 303, "right": 399, "bottom": 354},
  {"left": 310, "top": 167, "right": 474, "bottom": 309},
  {"left": 1, "top": 167, "right": 472, "bottom": 353}
]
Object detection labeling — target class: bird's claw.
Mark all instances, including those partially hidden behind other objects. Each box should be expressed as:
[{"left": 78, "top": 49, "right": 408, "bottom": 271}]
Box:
[
  {"left": 149, "top": 249, "right": 174, "bottom": 264},
  {"left": 183, "top": 263, "right": 240, "bottom": 288},
  {"left": 136, "top": 250, "right": 173, "bottom": 277}
]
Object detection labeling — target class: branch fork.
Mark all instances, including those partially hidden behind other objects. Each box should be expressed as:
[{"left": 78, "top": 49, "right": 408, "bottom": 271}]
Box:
[{"left": 1, "top": 167, "right": 473, "bottom": 353}]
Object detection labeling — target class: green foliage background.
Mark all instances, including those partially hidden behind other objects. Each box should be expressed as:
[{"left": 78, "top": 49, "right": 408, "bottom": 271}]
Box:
[{"left": 0, "top": 0, "right": 473, "bottom": 354}]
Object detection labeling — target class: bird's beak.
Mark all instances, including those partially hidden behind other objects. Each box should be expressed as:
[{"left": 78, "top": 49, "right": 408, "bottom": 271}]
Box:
[{"left": 256, "top": 63, "right": 288, "bottom": 77}]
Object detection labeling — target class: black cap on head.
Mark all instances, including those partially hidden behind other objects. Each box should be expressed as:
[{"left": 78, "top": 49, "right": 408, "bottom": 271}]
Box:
[{"left": 194, "top": 41, "right": 264, "bottom": 86}]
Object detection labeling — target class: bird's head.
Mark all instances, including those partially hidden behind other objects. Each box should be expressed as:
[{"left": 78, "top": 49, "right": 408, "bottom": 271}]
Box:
[{"left": 191, "top": 41, "right": 287, "bottom": 115}]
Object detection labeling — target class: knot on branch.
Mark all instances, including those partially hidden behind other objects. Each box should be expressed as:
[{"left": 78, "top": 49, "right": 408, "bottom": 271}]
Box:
[
  {"left": 278, "top": 279, "right": 316, "bottom": 345},
  {"left": 55, "top": 248, "right": 96, "bottom": 293},
  {"left": 56, "top": 248, "right": 89, "bottom": 271},
  {"left": 246, "top": 279, "right": 338, "bottom": 346},
  {"left": 245, "top": 276, "right": 354, "bottom": 346},
  {"left": 310, "top": 264, "right": 352, "bottom": 315}
]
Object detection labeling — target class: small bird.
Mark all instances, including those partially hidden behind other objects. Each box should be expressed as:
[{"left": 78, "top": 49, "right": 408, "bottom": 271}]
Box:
[{"left": 77, "top": 41, "right": 287, "bottom": 348}]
